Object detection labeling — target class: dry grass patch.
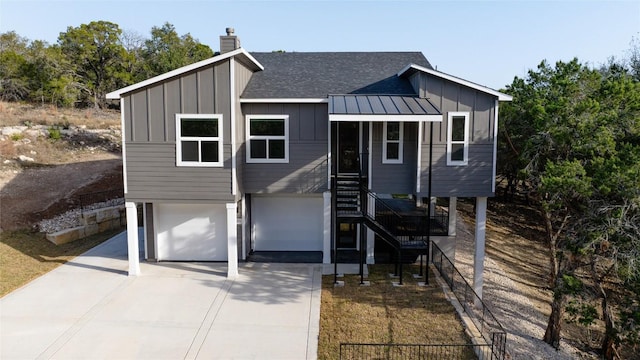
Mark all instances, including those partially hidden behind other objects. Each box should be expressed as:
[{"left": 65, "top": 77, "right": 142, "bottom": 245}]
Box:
[
  {"left": 0, "top": 101, "right": 120, "bottom": 129},
  {"left": 0, "top": 228, "right": 123, "bottom": 297},
  {"left": 318, "top": 264, "right": 473, "bottom": 360}
]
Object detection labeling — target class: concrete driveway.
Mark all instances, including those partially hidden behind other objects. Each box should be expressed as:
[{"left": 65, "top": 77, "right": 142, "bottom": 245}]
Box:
[{"left": 1, "top": 231, "right": 322, "bottom": 359}]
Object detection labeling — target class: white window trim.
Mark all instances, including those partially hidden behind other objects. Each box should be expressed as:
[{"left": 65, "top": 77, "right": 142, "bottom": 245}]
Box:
[
  {"left": 176, "top": 113, "right": 224, "bottom": 167},
  {"left": 382, "top": 121, "right": 403, "bottom": 164},
  {"left": 447, "top": 111, "right": 469, "bottom": 166},
  {"left": 246, "top": 114, "right": 289, "bottom": 163}
]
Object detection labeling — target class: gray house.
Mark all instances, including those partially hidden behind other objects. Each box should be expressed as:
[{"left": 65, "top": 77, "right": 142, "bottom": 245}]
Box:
[{"left": 107, "top": 29, "right": 511, "bottom": 296}]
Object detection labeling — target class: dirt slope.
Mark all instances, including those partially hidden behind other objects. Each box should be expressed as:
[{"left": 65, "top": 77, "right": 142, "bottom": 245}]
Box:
[
  {"left": 0, "top": 102, "right": 122, "bottom": 232},
  {"left": 0, "top": 155, "right": 122, "bottom": 231}
]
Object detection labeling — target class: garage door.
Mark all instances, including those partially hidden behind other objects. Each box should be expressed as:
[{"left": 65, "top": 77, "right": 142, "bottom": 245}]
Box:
[
  {"left": 252, "top": 196, "right": 323, "bottom": 251},
  {"left": 155, "top": 203, "right": 227, "bottom": 261}
]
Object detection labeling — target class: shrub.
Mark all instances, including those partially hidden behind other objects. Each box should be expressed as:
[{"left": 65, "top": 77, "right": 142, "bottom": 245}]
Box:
[
  {"left": 10, "top": 133, "right": 24, "bottom": 141},
  {"left": 48, "top": 126, "right": 61, "bottom": 140}
]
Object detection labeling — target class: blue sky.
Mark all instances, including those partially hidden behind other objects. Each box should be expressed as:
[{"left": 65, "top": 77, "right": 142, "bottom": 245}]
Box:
[{"left": 1, "top": 0, "right": 638, "bottom": 89}]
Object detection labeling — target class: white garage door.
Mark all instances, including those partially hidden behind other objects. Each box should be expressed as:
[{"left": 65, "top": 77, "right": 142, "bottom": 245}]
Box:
[
  {"left": 155, "top": 203, "right": 227, "bottom": 261},
  {"left": 252, "top": 196, "right": 323, "bottom": 251}
]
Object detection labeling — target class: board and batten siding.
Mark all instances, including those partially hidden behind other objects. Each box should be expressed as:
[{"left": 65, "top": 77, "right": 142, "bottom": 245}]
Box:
[
  {"left": 241, "top": 103, "right": 329, "bottom": 194},
  {"left": 122, "top": 60, "right": 234, "bottom": 203},
  {"left": 233, "top": 60, "right": 255, "bottom": 197},
  {"left": 422, "top": 144, "right": 494, "bottom": 197},
  {"left": 370, "top": 122, "right": 417, "bottom": 194},
  {"left": 412, "top": 73, "right": 498, "bottom": 197}
]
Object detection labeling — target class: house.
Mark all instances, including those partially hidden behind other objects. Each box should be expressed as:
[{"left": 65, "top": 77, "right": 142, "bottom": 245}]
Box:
[{"left": 106, "top": 28, "right": 511, "bottom": 297}]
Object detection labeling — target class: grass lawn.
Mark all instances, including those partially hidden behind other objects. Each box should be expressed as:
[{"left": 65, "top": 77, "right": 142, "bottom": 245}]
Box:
[
  {"left": 0, "top": 228, "right": 123, "bottom": 297},
  {"left": 318, "top": 263, "right": 474, "bottom": 360}
]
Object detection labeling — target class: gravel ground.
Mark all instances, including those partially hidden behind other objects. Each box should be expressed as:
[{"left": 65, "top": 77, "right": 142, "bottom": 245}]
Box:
[
  {"left": 37, "top": 198, "right": 124, "bottom": 233},
  {"left": 454, "top": 212, "right": 594, "bottom": 359}
]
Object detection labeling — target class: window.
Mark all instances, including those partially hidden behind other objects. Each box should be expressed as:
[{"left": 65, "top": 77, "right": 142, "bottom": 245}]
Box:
[
  {"left": 447, "top": 112, "right": 469, "bottom": 166},
  {"left": 246, "top": 115, "right": 289, "bottom": 163},
  {"left": 383, "top": 121, "right": 403, "bottom": 164},
  {"left": 176, "top": 114, "right": 223, "bottom": 167}
]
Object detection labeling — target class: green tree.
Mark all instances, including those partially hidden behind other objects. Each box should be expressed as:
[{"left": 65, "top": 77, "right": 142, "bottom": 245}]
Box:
[
  {"left": 119, "top": 29, "right": 145, "bottom": 84},
  {"left": 0, "top": 31, "right": 30, "bottom": 101},
  {"left": 58, "top": 21, "right": 128, "bottom": 108},
  {"left": 140, "top": 22, "right": 213, "bottom": 79},
  {"left": 501, "top": 58, "right": 640, "bottom": 357}
]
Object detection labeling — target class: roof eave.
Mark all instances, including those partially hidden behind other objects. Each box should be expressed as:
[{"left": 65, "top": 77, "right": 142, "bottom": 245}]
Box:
[
  {"left": 240, "top": 98, "right": 328, "bottom": 103},
  {"left": 329, "top": 114, "right": 442, "bottom": 122},
  {"left": 106, "top": 48, "right": 264, "bottom": 99},
  {"left": 397, "top": 64, "right": 512, "bottom": 102}
]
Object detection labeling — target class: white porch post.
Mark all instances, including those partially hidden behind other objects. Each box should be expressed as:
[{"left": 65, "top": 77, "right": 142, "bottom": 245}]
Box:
[
  {"left": 226, "top": 203, "right": 238, "bottom": 278},
  {"left": 448, "top": 197, "right": 457, "bottom": 236},
  {"left": 473, "top": 197, "right": 487, "bottom": 300},
  {"left": 323, "top": 191, "right": 331, "bottom": 264},
  {"left": 125, "top": 202, "right": 140, "bottom": 276}
]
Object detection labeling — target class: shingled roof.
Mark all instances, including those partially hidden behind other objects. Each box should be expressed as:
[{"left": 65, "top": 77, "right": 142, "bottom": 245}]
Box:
[{"left": 241, "top": 52, "right": 432, "bottom": 99}]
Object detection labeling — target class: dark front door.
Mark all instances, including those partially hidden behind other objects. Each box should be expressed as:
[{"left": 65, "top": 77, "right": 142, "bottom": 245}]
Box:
[
  {"left": 338, "top": 122, "right": 360, "bottom": 174},
  {"left": 337, "top": 222, "right": 357, "bottom": 248}
]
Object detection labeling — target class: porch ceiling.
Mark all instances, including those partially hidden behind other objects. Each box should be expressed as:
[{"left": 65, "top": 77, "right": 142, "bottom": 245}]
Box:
[{"left": 328, "top": 95, "right": 442, "bottom": 122}]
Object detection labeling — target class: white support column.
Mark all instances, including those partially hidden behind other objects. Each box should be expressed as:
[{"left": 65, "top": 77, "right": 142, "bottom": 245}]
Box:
[
  {"left": 226, "top": 203, "right": 239, "bottom": 278},
  {"left": 366, "top": 191, "right": 376, "bottom": 264},
  {"left": 125, "top": 202, "right": 140, "bottom": 276},
  {"left": 448, "top": 197, "right": 457, "bottom": 236},
  {"left": 322, "top": 191, "right": 331, "bottom": 264},
  {"left": 473, "top": 197, "right": 488, "bottom": 300},
  {"left": 366, "top": 229, "right": 375, "bottom": 264},
  {"left": 430, "top": 197, "right": 437, "bottom": 216}
]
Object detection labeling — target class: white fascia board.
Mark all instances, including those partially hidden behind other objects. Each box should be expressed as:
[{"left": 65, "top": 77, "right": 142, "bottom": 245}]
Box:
[
  {"left": 329, "top": 114, "right": 442, "bottom": 122},
  {"left": 106, "top": 48, "right": 263, "bottom": 99},
  {"left": 230, "top": 59, "right": 237, "bottom": 196},
  {"left": 240, "top": 98, "right": 328, "bottom": 104},
  {"left": 120, "top": 98, "right": 128, "bottom": 194},
  {"left": 397, "top": 64, "right": 513, "bottom": 102}
]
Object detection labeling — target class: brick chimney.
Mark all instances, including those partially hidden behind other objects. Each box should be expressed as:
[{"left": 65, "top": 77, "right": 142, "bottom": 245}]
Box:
[{"left": 220, "top": 27, "right": 240, "bottom": 53}]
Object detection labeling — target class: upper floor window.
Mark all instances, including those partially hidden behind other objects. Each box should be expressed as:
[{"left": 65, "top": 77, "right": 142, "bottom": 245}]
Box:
[
  {"left": 447, "top": 112, "right": 469, "bottom": 166},
  {"left": 383, "top": 121, "right": 403, "bottom": 164},
  {"left": 246, "top": 115, "right": 289, "bottom": 163},
  {"left": 176, "top": 114, "right": 223, "bottom": 167}
]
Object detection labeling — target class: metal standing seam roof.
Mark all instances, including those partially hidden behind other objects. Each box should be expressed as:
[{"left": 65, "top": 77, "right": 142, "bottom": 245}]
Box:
[{"left": 328, "top": 95, "right": 442, "bottom": 122}]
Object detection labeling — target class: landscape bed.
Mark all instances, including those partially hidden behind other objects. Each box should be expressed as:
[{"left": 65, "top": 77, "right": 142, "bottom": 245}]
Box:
[{"left": 318, "top": 264, "right": 474, "bottom": 360}]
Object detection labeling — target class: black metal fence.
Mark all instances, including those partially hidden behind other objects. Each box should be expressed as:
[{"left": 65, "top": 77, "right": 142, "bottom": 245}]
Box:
[
  {"left": 339, "top": 343, "right": 492, "bottom": 359},
  {"left": 431, "top": 243, "right": 507, "bottom": 360}
]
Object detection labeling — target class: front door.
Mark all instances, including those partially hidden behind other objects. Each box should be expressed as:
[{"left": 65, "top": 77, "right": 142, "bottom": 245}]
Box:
[
  {"left": 337, "top": 222, "right": 358, "bottom": 248},
  {"left": 338, "top": 122, "right": 360, "bottom": 174}
]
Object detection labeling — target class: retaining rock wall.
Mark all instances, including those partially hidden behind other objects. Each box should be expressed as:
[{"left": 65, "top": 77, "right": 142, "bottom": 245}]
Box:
[{"left": 46, "top": 205, "right": 124, "bottom": 245}]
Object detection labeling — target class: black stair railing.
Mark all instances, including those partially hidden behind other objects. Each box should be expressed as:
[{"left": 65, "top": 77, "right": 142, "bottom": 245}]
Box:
[
  {"left": 360, "top": 188, "right": 403, "bottom": 239},
  {"left": 332, "top": 150, "right": 433, "bottom": 285},
  {"left": 360, "top": 185, "right": 414, "bottom": 284}
]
